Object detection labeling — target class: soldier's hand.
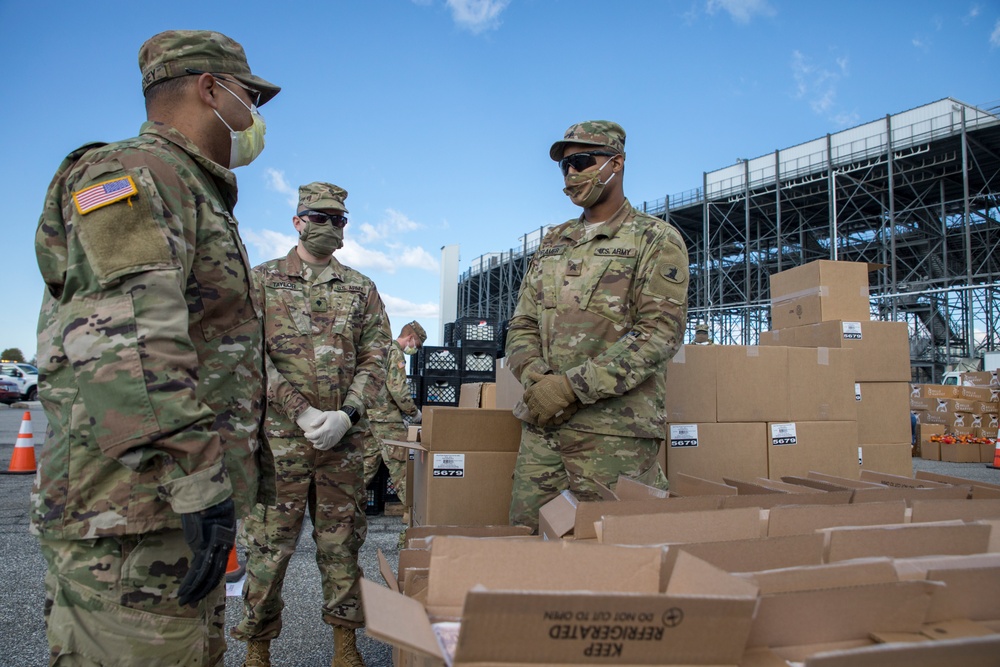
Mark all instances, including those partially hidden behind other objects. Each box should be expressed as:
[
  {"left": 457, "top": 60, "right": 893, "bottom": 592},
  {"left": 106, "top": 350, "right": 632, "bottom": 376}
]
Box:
[
  {"left": 303, "top": 410, "right": 352, "bottom": 450},
  {"left": 295, "top": 406, "right": 324, "bottom": 433},
  {"left": 410, "top": 408, "right": 422, "bottom": 424},
  {"left": 545, "top": 400, "right": 580, "bottom": 427},
  {"left": 523, "top": 372, "right": 578, "bottom": 425},
  {"left": 178, "top": 498, "right": 236, "bottom": 607}
]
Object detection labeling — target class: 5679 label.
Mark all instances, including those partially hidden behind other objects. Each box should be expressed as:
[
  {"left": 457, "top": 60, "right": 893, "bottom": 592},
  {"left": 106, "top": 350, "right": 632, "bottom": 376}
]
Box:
[{"left": 432, "top": 453, "right": 465, "bottom": 477}]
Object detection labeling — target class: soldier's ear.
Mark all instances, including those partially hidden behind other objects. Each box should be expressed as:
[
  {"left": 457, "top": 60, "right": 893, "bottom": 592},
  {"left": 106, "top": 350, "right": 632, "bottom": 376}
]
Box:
[{"left": 194, "top": 73, "right": 222, "bottom": 109}]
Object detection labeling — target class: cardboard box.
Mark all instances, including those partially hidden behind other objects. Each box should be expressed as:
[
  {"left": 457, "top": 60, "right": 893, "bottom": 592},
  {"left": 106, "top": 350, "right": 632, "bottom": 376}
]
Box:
[
  {"left": 766, "top": 501, "right": 907, "bottom": 537},
  {"left": 909, "top": 498, "right": 1000, "bottom": 523},
  {"left": 959, "top": 386, "right": 995, "bottom": 402},
  {"left": 766, "top": 421, "right": 860, "bottom": 480},
  {"left": 916, "top": 423, "right": 945, "bottom": 460},
  {"left": 982, "top": 441, "right": 998, "bottom": 464},
  {"left": 494, "top": 361, "right": 523, "bottom": 411},
  {"left": 913, "top": 383, "right": 960, "bottom": 399},
  {"left": 820, "top": 521, "right": 992, "bottom": 562},
  {"left": 976, "top": 400, "right": 999, "bottom": 414},
  {"left": 409, "top": 408, "right": 521, "bottom": 526},
  {"left": 458, "top": 382, "right": 497, "bottom": 408},
  {"left": 961, "top": 370, "right": 999, "bottom": 387},
  {"left": 909, "top": 396, "right": 935, "bottom": 411},
  {"left": 940, "top": 443, "right": 981, "bottom": 463},
  {"left": 786, "top": 320, "right": 910, "bottom": 382},
  {"left": 599, "top": 506, "right": 764, "bottom": 545},
  {"left": 666, "top": 423, "right": 768, "bottom": 488},
  {"left": 769, "top": 260, "right": 871, "bottom": 330},
  {"left": 788, "top": 348, "right": 857, "bottom": 421},
  {"left": 717, "top": 346, "right": 790, "bottom": 422},
  {"left": 933, "top": 397, "right": 978, "bottom": 414},
  {"left": 363, "top": 541, "right": 759, "bottom": 667},
  {"left": 664, "top": 345, "right": 718, "bottom": 423},
  {"left": 858, "top": 443, "right": 914, "bottom": 478},
  {"left": 856, "top": 382, "right": 912, "bottom": 444}
]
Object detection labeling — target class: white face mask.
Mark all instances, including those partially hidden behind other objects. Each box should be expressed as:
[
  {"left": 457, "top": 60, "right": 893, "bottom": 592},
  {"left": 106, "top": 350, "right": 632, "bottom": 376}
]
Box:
[{"left": 213, "top": 81, "right": 266, "bottom": 169}]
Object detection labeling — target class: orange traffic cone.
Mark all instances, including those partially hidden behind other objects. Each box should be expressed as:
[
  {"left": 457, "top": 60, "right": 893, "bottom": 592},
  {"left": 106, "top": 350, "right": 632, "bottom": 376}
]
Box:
[
  {"left": 3, "top": 411, "right": 36, "bottom": 474},
  {"left": 225, "top": 540, "right": 245, "bottom": 583},
  {"left": 989, "top": 441, "right": 1000, "bottom": 470}
]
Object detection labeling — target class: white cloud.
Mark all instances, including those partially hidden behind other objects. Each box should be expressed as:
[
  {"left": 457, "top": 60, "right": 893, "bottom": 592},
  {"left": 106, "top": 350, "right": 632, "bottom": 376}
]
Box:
[
  {"left": 337, "top": 239, "right": 440, "bottom": 274},
  {"left": 265, "top": 168, "right": 298, "bottom": 207},
  {"left": 446, "top": 0, "right": 509, "bottom": 34},
  {"left": 381, "top": 293, "right": 440, "bottom": 320},
  {"left": 705, "top": 0, "right": 774, "bottom": 23},
  {"left": 242, "top": 228, "right": 298, "bottom": 260},
  {"left": 991, "top": 19, "right": 1000, "bottom": 48},
  {"left": 966, "top": 4, "right": 981, "bottom": 21},
  {"left": 791, "top": 50, "right": 854, "bottom": 126},
  {"left": 359, "top": 208, "right": 423, "bottom": 244}
]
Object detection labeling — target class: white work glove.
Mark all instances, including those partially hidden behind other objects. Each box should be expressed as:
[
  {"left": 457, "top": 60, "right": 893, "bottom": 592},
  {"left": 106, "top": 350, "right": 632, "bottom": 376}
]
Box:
[
  {"left": 410, "top": 408, "right": 422, "bottom": 425},
  {"left": 295, "top": 407, "right": 351, "bottom": 451}
]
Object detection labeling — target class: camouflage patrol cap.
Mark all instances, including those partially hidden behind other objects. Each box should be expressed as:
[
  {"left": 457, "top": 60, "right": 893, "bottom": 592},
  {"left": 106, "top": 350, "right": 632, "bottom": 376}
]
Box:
[
  {"left": 405, "top": 321, "right": 427, "bottom": 345},
  {"left": 549, "top": 120, "right": 626, "bottom": 161},
  {"left": 695, "top": 320, "right": 709, "bottom": 334},
  {"left": 139, "top": 30, "right": 280, "bottom": 106},
  {"left": 298, "top": 182, "right": 348, "bottom": 213}
]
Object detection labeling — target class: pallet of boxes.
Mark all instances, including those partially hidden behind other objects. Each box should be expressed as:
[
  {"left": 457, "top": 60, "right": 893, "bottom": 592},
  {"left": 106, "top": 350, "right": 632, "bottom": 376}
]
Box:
[
  {"left": 365, "top": 267, "right": 1000, "bottom": 666},
  {"left": 911, "top": 372, "right": 999, "bottom": 464}
]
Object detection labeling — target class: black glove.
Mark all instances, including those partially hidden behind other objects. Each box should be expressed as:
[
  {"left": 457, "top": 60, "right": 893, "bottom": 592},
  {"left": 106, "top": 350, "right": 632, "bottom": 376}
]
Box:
[{"left": 178, "top": 498, "right": 236, "bottom": 606}]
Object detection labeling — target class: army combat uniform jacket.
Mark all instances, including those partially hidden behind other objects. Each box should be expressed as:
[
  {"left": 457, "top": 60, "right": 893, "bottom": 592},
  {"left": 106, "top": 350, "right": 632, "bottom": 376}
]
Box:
[
  {"left": 368, "top": 341, "right": 418, "bottom": 424},
  {"left": 506, "top": 199, "right": 689, "bottom": 440},
  {"left": 252, "top": 249, "right": 391, "bottom": 435},
  {"left": 32, "top": 122, "right": 273, "bottom": 540}
]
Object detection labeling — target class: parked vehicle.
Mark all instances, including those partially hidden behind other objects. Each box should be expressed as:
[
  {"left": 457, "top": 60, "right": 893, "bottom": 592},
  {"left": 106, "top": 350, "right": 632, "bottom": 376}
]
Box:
[
  {"left": 0, "top": 362, "right": 38, "bottom": 401},
  {"left": 0, "top": 379, "right": 19, "bottom": 404}
]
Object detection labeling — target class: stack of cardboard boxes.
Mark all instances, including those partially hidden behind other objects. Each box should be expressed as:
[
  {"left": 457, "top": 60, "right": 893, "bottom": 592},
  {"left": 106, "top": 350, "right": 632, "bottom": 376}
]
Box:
[
  {"left": 912, "top": 371, "right": 999, "bottom": 463},
  {"left": 666, "top": 260, "right": 914, "bottom": 483}
]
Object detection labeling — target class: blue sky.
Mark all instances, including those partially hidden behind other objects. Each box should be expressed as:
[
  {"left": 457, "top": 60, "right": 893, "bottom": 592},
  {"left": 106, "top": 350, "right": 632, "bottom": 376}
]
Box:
[{"left": 2, "top": 0, "right": 999, "bottom": 361}]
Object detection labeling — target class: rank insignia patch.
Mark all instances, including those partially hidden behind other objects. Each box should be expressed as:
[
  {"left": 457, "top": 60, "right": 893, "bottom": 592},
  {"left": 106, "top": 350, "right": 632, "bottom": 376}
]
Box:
[{"left": 73, "top": 176, "right": 138, "bottom": 215}]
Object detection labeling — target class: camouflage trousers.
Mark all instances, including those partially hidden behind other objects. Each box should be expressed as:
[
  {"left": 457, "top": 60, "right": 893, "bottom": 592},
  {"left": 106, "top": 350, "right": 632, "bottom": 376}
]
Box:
[
  {"left": 362, "top": 421, "right": 409, "bottom": 505},
  {"left": 508, "top": 424, "right": 666, "bottom": 532},
  {"left": 231, "top": 430, "right": 367, "bottom": 641},
  {"left": 39, "top": 529, "right": 225, "bottom": 667}
]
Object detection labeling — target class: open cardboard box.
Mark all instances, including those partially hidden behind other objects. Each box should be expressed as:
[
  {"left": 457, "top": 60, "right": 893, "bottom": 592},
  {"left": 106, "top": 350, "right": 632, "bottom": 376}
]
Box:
[{"left": 363, "top": 538, "right": 759, "bottom": 667}]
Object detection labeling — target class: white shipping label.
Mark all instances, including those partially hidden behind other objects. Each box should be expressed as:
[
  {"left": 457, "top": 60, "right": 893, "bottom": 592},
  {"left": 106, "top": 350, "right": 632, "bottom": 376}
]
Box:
[
  {"left": 770, "top": 422, "right": 798, "bottom": 446},
  {"left": 669, "top": 424, "right": 699, "bottom": 448},
  {"left": 842, "top": 321, "right": 863, "bottom": 340},
  {"left": 858, "top": 446, "right": 863, "bottom": 466},
  {"left": 432, "top": 453, "right": 465, "bottom": 477},
  {"left": 855, "top": 383, "right": 862, "bottom": 401}
]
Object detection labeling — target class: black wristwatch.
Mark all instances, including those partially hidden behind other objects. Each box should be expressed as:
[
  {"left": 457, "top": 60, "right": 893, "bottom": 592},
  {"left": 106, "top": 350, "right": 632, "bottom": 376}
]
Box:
[{"left": 343, "top": 405, "right": 361, "bottom": 426}]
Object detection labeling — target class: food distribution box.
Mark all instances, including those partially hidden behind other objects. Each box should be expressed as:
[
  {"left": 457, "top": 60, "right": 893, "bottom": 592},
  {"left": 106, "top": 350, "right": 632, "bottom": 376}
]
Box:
[
  {"left": 911, "top": 383, "right": 960, "bottom": 399},
  {"left": 961, "top": 370, "right": 999, "bottom": 387},
  {"left": 407, "top": 408, "right": 521, "bottom": 526},
  {"left": 855, "top": 382, "right": 911, "bottom": 444},
  {"left": 362, "top": 538, "right": 759, "bottom": 667},
  {"left": 788, "top": 348, "right": 857, "bottom": 421},
  {"left": 768, "top": 260, "right": 871, "bottom": 330},
  {"left": 959, "top": 385, "right": 997, "bottom": 402},
  {"left": 717, "top": 346, "right": 790, "bottom": 422},
  {"left": 665, "top": 423, "right": 768, "bottom": 488},
  {"left": 940, "top": 442, "right": 981, "bottom": 463},
  {"left": 771, "top": 320, "right": 909, "bottom": 382},
  {"left": 765, "top": 421, "right": 860, "bottom": 480},
  {"left": 457, "top": 382, "right": 497, "bottom": 408},
  {"left": 818, "top": 521, "right": 993, "bottom": 562},
  {"left": 858, "top": 443, "right": 914, "bottom": 478},
  {"left": 664, "top": 344, "right": 718, "bottom": 423},
  {"left": 917, "top": 423, "right": 945, "bottom": 460}
]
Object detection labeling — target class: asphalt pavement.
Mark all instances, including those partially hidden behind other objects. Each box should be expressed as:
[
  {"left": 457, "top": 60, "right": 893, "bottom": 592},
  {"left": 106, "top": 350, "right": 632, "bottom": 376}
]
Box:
[{"left": 1, "top": 404, "right": 998, "bottom": 666}]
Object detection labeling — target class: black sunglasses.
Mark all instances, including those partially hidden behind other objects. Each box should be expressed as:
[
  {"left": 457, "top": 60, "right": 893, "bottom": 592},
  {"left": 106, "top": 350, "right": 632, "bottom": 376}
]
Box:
[
  {"left": 185, "top": 68, "right": 262, "bottom": 107},
  {"left": 298, "top": 210, "right": 348, "bottom": 228},
  {"left": 559, "top": 151, "right": 618, "bottom": 176}
]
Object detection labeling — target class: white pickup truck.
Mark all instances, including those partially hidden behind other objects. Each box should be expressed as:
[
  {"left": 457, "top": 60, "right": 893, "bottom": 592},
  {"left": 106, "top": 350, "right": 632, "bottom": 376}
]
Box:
[
  {"left": 0, "top": 362, "right": 38, "bottom": 401},
  {"left": 942, "top": 351, "right": 1000, "bottom": 385}
]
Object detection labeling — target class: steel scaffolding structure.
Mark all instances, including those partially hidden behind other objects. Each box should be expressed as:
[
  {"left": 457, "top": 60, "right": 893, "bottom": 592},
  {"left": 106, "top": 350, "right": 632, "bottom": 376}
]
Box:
[{"left": 457, "top": 98, "right": 1000, "bottom": 380}]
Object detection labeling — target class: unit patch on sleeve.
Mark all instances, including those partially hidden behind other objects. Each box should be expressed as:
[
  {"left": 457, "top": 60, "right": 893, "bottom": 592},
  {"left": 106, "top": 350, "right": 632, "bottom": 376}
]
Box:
[{"left": 73, "top": 176, "right": 138, "bottom": 215}]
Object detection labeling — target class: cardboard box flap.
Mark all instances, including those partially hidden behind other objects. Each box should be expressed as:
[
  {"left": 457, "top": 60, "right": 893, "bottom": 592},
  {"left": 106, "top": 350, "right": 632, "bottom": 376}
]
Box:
[
  {"left": 740, "top": 558, "right": 899, "bottom": 595},
  {"left": 807, "top": 471, "right": 885, "bottom": 489},
  {"left": 858, "top": 470, "right": 949, "bottom": 488},
  {"left": 574, "top": 496, "right": 726, "bottom": 541},
  {"left": 722, "top": 491, "right": 853, "bottom": 510},
  {"left": 822, "top": 521, "right": 992, "bottom": 562},
  {"left": 538, "top": 490, "right": 578, "bottom": 540},
  {"left": 360, "top": 578, "right": 444, "bottom": 661},
  {"left": 454, "top": 585, "right": 758, "bottom": 666},
  {"left": 668, "top": 534, "right": 826, "bottom": 575},
  {"left": 751, "top": 477, "right": 828, "bottom": 494},
  {"left": 803, "top": 634, "right": 1000, "bottom": 667},
  {"left": 422, "top": 408, "right": 522, "bottom": 452},
  {"left": 405, "top": 525, "right": 533, "bottom": 541},
  {"left": 910, "top": 498, "right": 1000, "bottom": 523},
  {"left": 615, "top": 475, "right": 669, "bottom": 500},
  {"left": 850, "top": 485, "right": 972, "bottom": 505},
  {"left": 923, "top": 565, "right": 1000, "bottom": 623},
  {"left": 425, "top": 537, "right": 663, "bottom": 619},
  {"left": 915, "top": 471, "right": 1000, "bottom": 491},
  {"left": 780, "top": 476, "right": 855, "bottom": 492},
  {"left": 665, "top": 551, "right": 759, "bottom": 598},
  {"left": 746, "top": 580, "right": 939, "bottom": 648},
  {"left": 383, "top": 439, "right": 428, "bottom": 452},
  {"left": 767, "top": 501, "right": 907, "bottom": 537},
  {"left": 724, "top": 478, "right": 788, "bottom": 495},
  {"left": 377, "top": 549, "right": 399, "bottom": 593},
  {"left": 599, "top": 507, "right": 763, "bottom": 546},
  {"left": 893, "top": 552, "right": 1000, "bottom": 579},
  {"left": 671, "top": 472, "right": 738, "bottom": 497}
]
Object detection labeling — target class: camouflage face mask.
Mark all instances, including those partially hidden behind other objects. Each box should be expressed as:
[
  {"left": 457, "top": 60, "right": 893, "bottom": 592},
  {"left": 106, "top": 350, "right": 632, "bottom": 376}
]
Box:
[
  {"left": 563, "top": 156, "right": 616, "bottom": 208},
  {"left": 300, "top": 220, "right": 342, "bottom": 256}
]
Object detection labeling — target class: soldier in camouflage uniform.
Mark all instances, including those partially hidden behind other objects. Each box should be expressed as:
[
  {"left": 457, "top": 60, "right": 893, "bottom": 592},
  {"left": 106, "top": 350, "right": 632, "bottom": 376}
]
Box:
[
  {"left": 31, "top": 30, "right": 279, "bottom": 667},
  {"left": 232, "top": 182, "right": 391, "bottom": 667},
  {"left": 362, "top": 320, "right": 426, "bottom": 505},
  {"left": 505, "top": 121, "right": 689, "bottom": 532}
]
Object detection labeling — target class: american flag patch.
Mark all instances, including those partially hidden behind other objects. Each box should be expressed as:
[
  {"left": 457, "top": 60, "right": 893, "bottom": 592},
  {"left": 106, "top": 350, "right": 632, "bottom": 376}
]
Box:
[{"left": 72, "top": 176, "right": 138, "bottom": 215}]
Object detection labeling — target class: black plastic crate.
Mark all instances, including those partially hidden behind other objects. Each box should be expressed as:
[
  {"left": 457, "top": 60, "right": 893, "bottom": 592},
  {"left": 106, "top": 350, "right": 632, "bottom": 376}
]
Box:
[
  {"left": 407, "top": 375, "right": 421, "bottom": 406},
  {"left": 443, "top": 321, "right": 455, "bottom": 347},
  {"left": 454, "top": 317, "right": 498, "bottom": 346},
  {"left": 421, "top": 376, "right": 461, "bottom": 407},
  {"left": 460, "top": 343, "right": 497, "bottom": 381},
  {"left": 365, "top": 464, "right": 388, "bottom": 515},
  {"left": 385, "top": 474, "right": 399, "bottom": 504},
  {"left": 416, "top": 346, "right": 460, "bottom": 376}
]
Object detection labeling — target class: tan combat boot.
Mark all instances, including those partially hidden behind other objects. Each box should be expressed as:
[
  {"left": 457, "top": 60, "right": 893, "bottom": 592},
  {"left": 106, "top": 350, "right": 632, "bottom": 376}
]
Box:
[
  {"left": 244, "top": 639, "right": 271, "bottom": 667},
  {"left": 332, "top": 625, "right": 365, "bottom": 667}
]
